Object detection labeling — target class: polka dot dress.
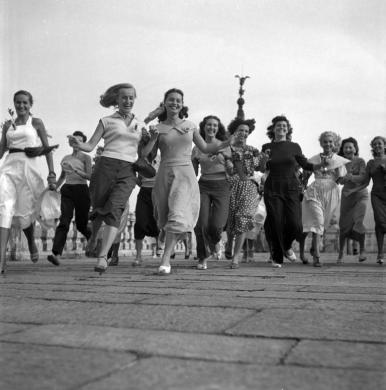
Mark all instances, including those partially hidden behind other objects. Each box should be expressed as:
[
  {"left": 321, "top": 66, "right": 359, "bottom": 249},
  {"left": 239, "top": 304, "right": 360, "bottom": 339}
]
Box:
[{"left": 227, "top": 145, "right": 262, "bottom": 236}]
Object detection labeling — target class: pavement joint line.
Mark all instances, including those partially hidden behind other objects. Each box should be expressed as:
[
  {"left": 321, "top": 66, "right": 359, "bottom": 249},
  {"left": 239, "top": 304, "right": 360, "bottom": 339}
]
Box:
[
  {"left": 278, "top": 338, "right": 301, "bottom": 365},
  {"left": 221, "top": 310, "right": 263, "bottom": 334},
  {"left": 280, "top": 360, "right": 386, "bottom": 372},
  {"left": 68, "top": 358, "right": 140, "bottom": 390}
]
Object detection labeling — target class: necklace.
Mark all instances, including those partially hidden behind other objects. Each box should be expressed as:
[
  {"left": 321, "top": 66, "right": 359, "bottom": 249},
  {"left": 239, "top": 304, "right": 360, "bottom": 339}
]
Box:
[{"left": 117, "top": 111, "right": 132, "bottom": 120}]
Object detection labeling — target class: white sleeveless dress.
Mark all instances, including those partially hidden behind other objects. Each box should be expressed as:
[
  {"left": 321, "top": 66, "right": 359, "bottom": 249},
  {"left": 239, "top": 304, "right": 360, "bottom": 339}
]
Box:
[{"left": 0, "top": 116, "right": 45, "bottom": 229}]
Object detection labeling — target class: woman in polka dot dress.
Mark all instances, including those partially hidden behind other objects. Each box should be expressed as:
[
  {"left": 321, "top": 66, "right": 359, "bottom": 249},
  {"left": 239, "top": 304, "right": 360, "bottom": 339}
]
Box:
[{"left": 226, "top": 118, "right": 267, "bottom": 268}]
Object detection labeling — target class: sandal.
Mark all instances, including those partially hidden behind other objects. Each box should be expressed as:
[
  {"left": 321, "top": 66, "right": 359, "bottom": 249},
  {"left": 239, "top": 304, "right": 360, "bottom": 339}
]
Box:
[
  {"left": 94, "top": 256, "right": 109, "bottom": 275},
  {"left": 376, "top": 257, "right": 384, "bottom": 265}
]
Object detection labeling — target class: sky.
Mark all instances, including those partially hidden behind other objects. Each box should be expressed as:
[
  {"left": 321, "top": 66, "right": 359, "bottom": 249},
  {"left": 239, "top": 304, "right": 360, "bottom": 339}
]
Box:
[{"left": 1, "top": 0, "right": 385, "bottom": 185}]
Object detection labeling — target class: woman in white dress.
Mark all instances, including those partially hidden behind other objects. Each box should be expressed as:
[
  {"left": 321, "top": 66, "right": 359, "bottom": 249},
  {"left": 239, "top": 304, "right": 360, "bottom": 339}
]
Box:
[
  {"left": 142, "top": 88, "right": 233, "bottom": 274},
  {"left": 302, "top": 131, "right": 349, "bottom": 266},
  {"left": 0, "top": 90, "right": 57, "bottom": 273}
]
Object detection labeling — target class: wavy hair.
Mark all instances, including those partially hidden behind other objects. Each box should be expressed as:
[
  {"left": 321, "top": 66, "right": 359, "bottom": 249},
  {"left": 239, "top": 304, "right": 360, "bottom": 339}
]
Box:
[
  {"left": 227, "top": 117, "right": 256, "bottom": 135},
  {"left": 319, "top": 131, "right": 341, "bottom": 153},
  {"left": 199, "top": 115, "right": 227, "bottom": 141},
  {"left": 72, "top": 131, "right": 87, "bottom": 143},
  {"left": 266, "top": 115, "right": 293, "bottom": 141},
  {"left": 338, "top": 137, "right": 359, "bottom": 157},
  {"left": 370, "top": 136, "right": 386, "bottom": 157},
  {"left": 157, "top": 88, "right": 189, "bottom": 121},
  {"left": 99, "top": 83, "right": 136, "bottom": 108}
]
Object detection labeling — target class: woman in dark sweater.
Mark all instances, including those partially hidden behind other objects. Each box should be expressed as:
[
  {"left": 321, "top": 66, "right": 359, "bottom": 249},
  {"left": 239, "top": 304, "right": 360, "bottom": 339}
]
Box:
[{"left": 262, "top": 116, "right": 323, "bottom": 268}]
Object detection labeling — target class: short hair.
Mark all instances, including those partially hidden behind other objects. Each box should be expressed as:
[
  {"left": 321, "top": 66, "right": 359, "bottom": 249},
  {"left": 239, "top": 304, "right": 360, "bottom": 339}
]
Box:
[
  {"left": 14, "top": 90, "right": 34, "bottom": 105},
  {"left": 72, "top": 131, "right": 87, "bottom": 143},
  {"left": 319, "top": 131, "right": 341, "bottom": 153},
  {"left": 199, "top": 115, "right": 227, "bottom": 141},
  {"left": 158, "top": 88, "right": 189, "bottom": 121},
  {"left": 100, "top": 83, "right": 136, "bottom": 108},
  {"left": 338, "top": 137, "right": 359, "bottom": 157},
  {"left": 370, "top": 136, "right": 386, "bottom": 157},
  {"left": 266, "top": 115, "right": 293, "bottom": 141},
  {"left": 227, "top": 117, "right": 256, "bottom": 135}
]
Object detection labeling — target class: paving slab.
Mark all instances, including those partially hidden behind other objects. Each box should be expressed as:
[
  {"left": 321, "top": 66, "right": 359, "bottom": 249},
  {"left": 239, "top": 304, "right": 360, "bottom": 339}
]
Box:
[
  {"left": 0, "top": 297, "right": 254, "bottom": 333},
  {"left": 0, "top": 342, "right": 136, "bottom": 390},
  {"left": 78, "top": 356, "right": 385, "bottom": 390},
  {"left": 226, "top": 308, "right": 386, "bottom": 342},
  {"left": 0, "top": 324, "right": 296, "bottom": 364},
  {"left": 0, "top": 322, "right": 33, "bottom": 336},
  {"left": 285, "top": 339, "right": 386, "bottom": 370}
]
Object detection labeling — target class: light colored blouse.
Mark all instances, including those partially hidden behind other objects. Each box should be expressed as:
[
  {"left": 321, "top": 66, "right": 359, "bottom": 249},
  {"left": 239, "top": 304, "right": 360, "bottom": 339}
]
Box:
[
  {"left": 6, "top": 116, "right": 41, "bottom": 149},
  {"left": 61, "top": 153, "right": 91, "bottom": 185},
  {"left": 100, "top": 112, "right": 147, "bottom": 163},
  {"left": 191, "top": 145, "right": 231, "bottom": 180},
  {"left": 157, "top": 120, "right": 196, "bottom": 166}
]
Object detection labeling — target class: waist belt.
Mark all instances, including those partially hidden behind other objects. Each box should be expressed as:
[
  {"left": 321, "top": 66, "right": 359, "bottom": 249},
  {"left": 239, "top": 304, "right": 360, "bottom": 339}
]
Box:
[{"left": 9, "top": 148, "right": 25, "bottom": 154}]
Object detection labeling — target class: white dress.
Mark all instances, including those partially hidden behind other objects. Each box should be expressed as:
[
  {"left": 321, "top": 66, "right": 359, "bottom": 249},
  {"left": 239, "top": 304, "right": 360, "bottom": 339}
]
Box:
[
  {"left": 302, "top": 153, "right": 349, "bottom": 235},
  {"left": 0, "top": 116, "right": 45, "bottom": 229}
]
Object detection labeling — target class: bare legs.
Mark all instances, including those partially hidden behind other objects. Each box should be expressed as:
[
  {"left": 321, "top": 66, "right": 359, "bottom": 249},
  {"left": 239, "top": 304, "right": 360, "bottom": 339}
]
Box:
[
  {"left": 312, "top": 232, "right": 322, "bottom": 267},
  {"left": 23, "top": 223, "right": 38, "bottom": 262},
  {"left": 158, "top": 231, "right": 179, "bottom": 273},
  {"left": 231, "top": 232, "right": 247, "bottom": 268},
  {"left": 0, "top": 227, "right": 10, "bottom": 273},
  {"left": 86, "top": 216, "right": 103, "bottom": 256}
]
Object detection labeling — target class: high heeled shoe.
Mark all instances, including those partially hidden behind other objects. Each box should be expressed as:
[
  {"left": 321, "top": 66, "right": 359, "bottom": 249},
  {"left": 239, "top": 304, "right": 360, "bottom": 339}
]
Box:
[
  {"left": 94, "top": 256, "right": 109, "bottom": 275},
  {"left": 30, "top": 252, "right": 39, "bottom": 263}
]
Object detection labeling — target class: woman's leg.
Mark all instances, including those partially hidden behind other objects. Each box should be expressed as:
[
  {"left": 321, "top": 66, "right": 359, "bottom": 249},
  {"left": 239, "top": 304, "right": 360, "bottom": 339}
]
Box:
[
  {"left": 159, "top": 231, "right": 179, "bottom": 271},
  {"left": 338, "top": 232, "right": 345, "bottom": 263},
  {"left": 86, "top": 216, "right": 103, "bottom": 256},
  {"left": 312, "top": 232, "right": 322, "bottom": 267},
  {"left": 298, "top": 232, "right": 309, "bottom": 264},
  {"left": 134, "top": 239, "right": 143, "bottom": 264},
  {"left": 0, "top": 227, "right": 10, "bottom": 273},
  {"left": 231, "top": 232, "right": 247, "bottom": 267},
  {"left": 22, "top": 223, "right": 38, "bottom": 261},
  {"left": 375, "top": 227, "right": 384, "bottom": 263}
]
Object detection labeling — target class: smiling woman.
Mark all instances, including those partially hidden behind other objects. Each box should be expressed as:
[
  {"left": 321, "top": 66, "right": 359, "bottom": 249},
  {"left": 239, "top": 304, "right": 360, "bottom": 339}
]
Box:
[{"left": 67, "top": 83, "right": 149, "bottom": 274}]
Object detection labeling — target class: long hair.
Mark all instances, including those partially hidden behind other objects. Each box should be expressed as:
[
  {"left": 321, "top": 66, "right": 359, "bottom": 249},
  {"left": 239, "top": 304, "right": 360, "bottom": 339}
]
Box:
[
  {"left": 227, "top": 117, "right": 256, "bottom": 135},
  {"left": 99, "top": 83, "right": 136, "bottom": 108},
  {"left": 338, "top": 137, "right": 359, "bottom": 157},
  {"left": 199, "top": 115, "right": 227, "bottom": 141},
  {"left": 266, "top": 115, "right": 293, "bottom": 141},
  {"left": 157, "top": 88, "right": 189, "bottom": 121}
]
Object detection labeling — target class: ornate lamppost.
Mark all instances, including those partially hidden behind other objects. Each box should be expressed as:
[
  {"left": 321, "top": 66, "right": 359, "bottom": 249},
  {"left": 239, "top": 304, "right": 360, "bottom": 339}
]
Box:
[{"left": 234, "top": 75, "right": 250, "bottom": 120}]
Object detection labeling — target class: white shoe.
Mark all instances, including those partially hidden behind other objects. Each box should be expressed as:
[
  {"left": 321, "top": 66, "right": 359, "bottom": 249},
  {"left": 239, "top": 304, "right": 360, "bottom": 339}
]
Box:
[
  {"left": 158, "top": 265, "right": 171, "bottom": 274},
  {"left": 197, "top": 262, "right": 208, "bottom": 270},
  {"left": 285, "top": 249, "right": 296, "bottom": 262},
  {"left": 272, "top": 262, "right": 282, "bottom": 268}
]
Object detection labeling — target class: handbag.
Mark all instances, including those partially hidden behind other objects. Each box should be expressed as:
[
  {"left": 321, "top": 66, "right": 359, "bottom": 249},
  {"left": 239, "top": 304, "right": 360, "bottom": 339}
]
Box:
[{"left": 132, "top": 156, "right": 156, "bottom": 178}]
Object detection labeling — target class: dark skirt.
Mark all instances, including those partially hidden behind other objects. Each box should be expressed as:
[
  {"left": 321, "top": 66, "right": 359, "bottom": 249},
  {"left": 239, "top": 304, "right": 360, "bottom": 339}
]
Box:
[
  {"left": 372, "top": 191, "right": 386, "bottom": 233},
  {"left": 134, "top": 186, "right": 159, "bottom": 240},
  {"left": 90, "top": 156, "right": 136, "bottom": 228}
]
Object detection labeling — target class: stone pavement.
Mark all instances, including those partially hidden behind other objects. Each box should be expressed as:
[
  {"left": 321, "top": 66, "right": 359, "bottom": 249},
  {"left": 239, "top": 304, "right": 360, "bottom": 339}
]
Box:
[{"left": 0, "top": 252, "right": 385, "bottom": 390}]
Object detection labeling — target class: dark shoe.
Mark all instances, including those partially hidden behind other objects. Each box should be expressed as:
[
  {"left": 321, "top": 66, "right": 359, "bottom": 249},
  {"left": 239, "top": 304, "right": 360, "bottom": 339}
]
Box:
[
  {"left": 313, "top": 257, "right": 322, "bottom": 267},
  {"left": 47, "top": 254, "right": 60, "bottom": 266},
  {"left": 230, "top": 262, "right": 239, "bottom": 269},
  {"left": 376, "top": 258, "right": 384, "bottom": 265},
  {"left": 170, "top": 252, "right": 176, "bottom": 259},
  {"left": 30, "top": 252, "right": 39, "bottom": 263},
  {"left": 109, "top": 256, "right": 119, "bottom": 266},
  {"left": 132, "top": 259, "right": 142, "bottom": 267},
  {"left": 358, "top": 255, "right": 367, "bottom": 262}
]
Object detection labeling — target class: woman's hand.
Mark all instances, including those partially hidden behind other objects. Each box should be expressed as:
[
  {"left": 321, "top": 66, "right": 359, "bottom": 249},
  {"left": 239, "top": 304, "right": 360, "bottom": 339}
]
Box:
[
  {"left": 145, "top": 104, "right": 165, "bottom": 123},
  {"left": 67, "top": 135, "right": 82, "bottom": 148},
  {"left": 47, "top": 172, "right": 57, "bottom": 191},
  {"left": 149, "top": 125, "right": 159, "bottom": 140}
]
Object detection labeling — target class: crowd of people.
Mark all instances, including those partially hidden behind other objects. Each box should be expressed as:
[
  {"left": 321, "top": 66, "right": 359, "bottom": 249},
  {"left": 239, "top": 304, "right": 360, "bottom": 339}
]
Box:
[{"left": 0, "top": 85, "right": 385, "bottom": 275}]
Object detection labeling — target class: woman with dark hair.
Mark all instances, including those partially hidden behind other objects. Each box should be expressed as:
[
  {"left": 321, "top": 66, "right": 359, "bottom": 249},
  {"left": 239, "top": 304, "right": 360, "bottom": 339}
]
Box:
[
  {"left": 262, "top": 116, "right": 324, "bottom": 268},
  {"left": 141, "top": 88, "right": 233, "bottom": 274},
  {"left": 0, "top": 90, "right": 57, "bottom": 273},
  {"left": 337, "top": 137, "right": 368, "bottom": 263},
  {"left": 69, "top": 83, "right": 162, "bottom": 273},
  {"left": 363, "top": 136, "right": 386, "bottom": 264},
  {"left": 226, "top": 117, "right": 267, "bottom": 268},
  {"left": 302, "top": 131, "right": 349, "bottom": 267},
  {"left": 192, "top": 115, "right": 232, "bottom": 270},
  {"left": 47, "top": 131, "right": 92, "bottom": 266}
]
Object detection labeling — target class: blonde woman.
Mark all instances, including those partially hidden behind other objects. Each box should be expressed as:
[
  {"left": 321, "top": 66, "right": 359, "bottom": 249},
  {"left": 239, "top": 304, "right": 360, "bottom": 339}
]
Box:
[{"left": 302, "top": 131, "right": 349, "bottom": 267}]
